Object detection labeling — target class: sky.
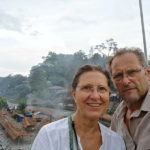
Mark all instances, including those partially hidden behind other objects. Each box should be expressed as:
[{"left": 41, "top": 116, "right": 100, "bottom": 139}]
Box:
[{"left": 0, "top": 0, "right": 150, "bottom": 77}]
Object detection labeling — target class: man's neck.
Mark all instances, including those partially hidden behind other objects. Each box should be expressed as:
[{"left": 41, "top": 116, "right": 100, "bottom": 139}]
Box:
[{"left": 126, "top": 99, "right": 143, "bottom": 114}]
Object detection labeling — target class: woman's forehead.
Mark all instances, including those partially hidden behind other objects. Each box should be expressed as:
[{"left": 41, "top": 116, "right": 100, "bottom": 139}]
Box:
[{"left": 78, "top": 71, "right": 108, "bottom": 85}]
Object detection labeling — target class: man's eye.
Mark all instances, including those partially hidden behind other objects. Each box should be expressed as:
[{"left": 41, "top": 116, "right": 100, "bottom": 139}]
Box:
[
  {"left": 127, "top": 70, "right": 137, "bottom": 76},
  {"left": 113, "top": 73, "right": 123, "bottom": 79}
]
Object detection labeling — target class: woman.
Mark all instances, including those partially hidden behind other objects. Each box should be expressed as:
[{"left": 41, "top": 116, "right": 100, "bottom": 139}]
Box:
[{"left": 31, "top": 64, "right": 125, "bottom": 150}]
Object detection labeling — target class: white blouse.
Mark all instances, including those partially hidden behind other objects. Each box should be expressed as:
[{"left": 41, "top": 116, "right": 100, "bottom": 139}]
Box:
[{"left": 31, "top": 117, "right": 126, "bottom": 150}]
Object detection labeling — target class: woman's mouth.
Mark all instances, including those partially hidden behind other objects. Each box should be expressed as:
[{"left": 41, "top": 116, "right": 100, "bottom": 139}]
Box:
[{"left": 87, "top": 103, "right": 101, "bottom": 107}]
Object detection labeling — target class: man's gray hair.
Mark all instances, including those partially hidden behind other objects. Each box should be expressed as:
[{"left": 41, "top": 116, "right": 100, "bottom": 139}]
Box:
[{"left": 106, "top": 47, "right": 148, "bottom": 74}]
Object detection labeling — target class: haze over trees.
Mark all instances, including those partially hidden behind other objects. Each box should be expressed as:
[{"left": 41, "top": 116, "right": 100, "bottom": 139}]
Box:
[{"left": 0, "top": 39, "right": 149, "bottom": 107}]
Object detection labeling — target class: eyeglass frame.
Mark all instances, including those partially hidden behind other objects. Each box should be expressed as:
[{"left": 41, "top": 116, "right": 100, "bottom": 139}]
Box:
[
  {"left": 76, "top": 85, "right": 109, "bottom": 94},
  {"left": 112, "top": 67, "right": 145, "bottom": 82}
]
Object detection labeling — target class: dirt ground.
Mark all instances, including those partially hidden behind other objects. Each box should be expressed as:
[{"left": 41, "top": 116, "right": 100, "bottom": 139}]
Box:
[{"left": 0, "top": 125, "right": 38, "bottom": 150}]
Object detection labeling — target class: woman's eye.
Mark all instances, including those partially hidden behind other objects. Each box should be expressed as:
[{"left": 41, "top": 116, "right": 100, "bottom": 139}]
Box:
[
  {"left": 81, "top": 86, "right": 92, "bottom": 92},
  {"left": 98, "top": 86, "right": 106, "bottom": 92},
  {"left": 83, "top": 86, "right": 91, "bottom": 90}
]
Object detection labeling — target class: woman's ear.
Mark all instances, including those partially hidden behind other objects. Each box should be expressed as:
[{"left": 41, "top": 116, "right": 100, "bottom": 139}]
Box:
[{"left": 71, "top": 89, "right": 77, "bottom": 103}]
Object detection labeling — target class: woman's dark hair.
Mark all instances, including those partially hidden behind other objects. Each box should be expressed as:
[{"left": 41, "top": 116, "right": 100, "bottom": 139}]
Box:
[{"left": 72, "top": 64, "right": 110, "bottom": 90}]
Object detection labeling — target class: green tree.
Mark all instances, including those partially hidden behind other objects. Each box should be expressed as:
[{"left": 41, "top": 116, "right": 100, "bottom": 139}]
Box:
[
  {"left": 42, "top": 51, "right": 58, "bottom": 65},
  {"left": 89, "top": 53, "right": 106, "bottom": 67},
  {"left": 29, "top": 68, "right": 47, "bottom": 92},
  {"left": 18, "top": 98, "right": 27, "bottom": 113},
  {"left": 0, "top": 96, "right": 8, "bottom": 109},
  {"left": 73, "top": 50, "right": 88, "bottom": 64},
  {"left": 15, "top": 83, "right": 31, "bottom": 99},
  {"left": 0, "top": 74, "right": 28, "bottom": 102},
  {"left": 90, "top": 38, "right": 118, "bottom": 57}
]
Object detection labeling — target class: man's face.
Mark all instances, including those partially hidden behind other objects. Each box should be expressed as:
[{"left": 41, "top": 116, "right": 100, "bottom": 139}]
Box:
[{"left": 111, "top": 53, "right": 149, "bottom": 105}]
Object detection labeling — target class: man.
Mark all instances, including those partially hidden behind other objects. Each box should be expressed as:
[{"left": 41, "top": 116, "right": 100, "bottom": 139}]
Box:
[{"left": 107, "top": 47, "right": 150, "bottom": 150}]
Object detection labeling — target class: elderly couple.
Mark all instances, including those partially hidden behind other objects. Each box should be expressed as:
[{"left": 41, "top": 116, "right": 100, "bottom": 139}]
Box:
[{"left": 32, "top": 47, "right": 150, "bottom": 150}]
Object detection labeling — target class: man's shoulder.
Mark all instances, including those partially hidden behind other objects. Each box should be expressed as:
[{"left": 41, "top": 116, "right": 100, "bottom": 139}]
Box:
[{"left": 113, "top": 101, "right": 126, "bottom": 117}]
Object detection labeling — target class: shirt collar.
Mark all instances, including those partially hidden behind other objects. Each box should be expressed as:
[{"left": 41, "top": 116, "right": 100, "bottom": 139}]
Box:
[{"left": 140, "top": 87, "right": 150, "bottom": 112}]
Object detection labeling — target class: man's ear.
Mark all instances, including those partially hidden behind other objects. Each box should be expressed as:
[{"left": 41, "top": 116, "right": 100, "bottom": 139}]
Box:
[{"left": 146, "top": 66, "right": 150, "bottom": 81}]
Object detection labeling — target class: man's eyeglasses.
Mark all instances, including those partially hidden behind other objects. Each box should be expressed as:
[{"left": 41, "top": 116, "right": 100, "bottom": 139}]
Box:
[{"left": 112, "top": 67, "right": 144, "bottom": 82}]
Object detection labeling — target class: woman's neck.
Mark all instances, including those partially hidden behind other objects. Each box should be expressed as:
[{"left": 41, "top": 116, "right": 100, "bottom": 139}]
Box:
[
  {"left": 72, "top": 112, "right": 102, "bottom": 150},
  {"left": 73, "top": 112, "right": 100, "bottom": 134}
]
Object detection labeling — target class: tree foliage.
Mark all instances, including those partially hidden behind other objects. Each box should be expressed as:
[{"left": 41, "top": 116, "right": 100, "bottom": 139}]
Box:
[
  {"left": 29, "top": 68, "right": 47, "bottom": 93},
  {"left": 92, "top": 38, "right": 118, "bottom": 57},
  {"left": 0, "top": 75, "right": 30, "bottom": 102},
  {"left": 0, "top": 38, "right": 131, "bottom": 103},
  {"left": 0, "top": 96, "right": 8, "bottom": 109},
  {"left": 17, "top": 98, "right": 27, "bottom": 113}
]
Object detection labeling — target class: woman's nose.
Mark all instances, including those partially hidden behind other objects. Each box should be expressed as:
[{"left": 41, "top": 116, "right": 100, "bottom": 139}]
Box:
[{"left": 89, "top": 89, "right": 100, "bottom": 99}]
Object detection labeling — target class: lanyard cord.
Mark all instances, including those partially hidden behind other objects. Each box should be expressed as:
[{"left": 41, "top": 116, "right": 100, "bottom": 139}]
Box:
[{"left": 68, "top": 116, "right": 80, "bottom": 150}]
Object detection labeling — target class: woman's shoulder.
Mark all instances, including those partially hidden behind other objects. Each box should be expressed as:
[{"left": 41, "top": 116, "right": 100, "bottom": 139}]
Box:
[
  {"left": 42, "top": 117, "right": 69, "bottom": 131},
  {"left": 99, "top": 123, "right": 125, "bottom": 150},
  {"left": 31, "top": 117, "right": 70, "bottom": 150},
  {"left": 99, "top": 123, "right": 123, "bottom": 139}
]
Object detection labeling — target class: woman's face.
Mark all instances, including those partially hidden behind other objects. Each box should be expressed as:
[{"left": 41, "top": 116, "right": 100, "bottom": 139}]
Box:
[{"left": 72, "top": 71, "right": 110, "bottom": 120}]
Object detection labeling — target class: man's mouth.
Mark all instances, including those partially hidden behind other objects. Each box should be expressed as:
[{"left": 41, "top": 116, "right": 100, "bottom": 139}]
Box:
[{"left": 123, "top": 87, "right": 135, "bottom": 92}]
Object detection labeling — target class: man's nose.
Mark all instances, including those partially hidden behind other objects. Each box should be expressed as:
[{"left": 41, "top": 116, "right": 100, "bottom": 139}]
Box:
[{"left": 122, "top": 74, "right": 130, "bottom": 85}]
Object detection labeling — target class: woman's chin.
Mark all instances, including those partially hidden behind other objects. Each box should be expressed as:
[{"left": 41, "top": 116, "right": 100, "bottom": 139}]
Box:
[{"left": 84, "top": 111, "right": 105, "bottom": 120}]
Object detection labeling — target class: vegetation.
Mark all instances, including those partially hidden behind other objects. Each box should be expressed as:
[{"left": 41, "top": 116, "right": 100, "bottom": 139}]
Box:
[
  {"left": 0, "top": 75, "right": 30, "bottom": 103},
  {"left": 17, "top": 98, "right": 27, "bottom": 113},
  {"left": 0, "top": 38, "right": 149, "bottom": 106},
  {"left": 0, "top": 96, "right": 8, "bottom": 109}
]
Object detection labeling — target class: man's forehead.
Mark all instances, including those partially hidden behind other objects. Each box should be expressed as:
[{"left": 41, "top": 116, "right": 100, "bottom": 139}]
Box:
[
  {"left": 112, "top": 53, "right": 140, "bottom": 67},
  {"left": 111, "top": 54, "right": 142, "bottom": 74},
  {"left": 112, "top": 65, "right": 142, "bottom": 74},
  {"left": 114, "top": 52, "right": 137, "bottom": 60}
]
